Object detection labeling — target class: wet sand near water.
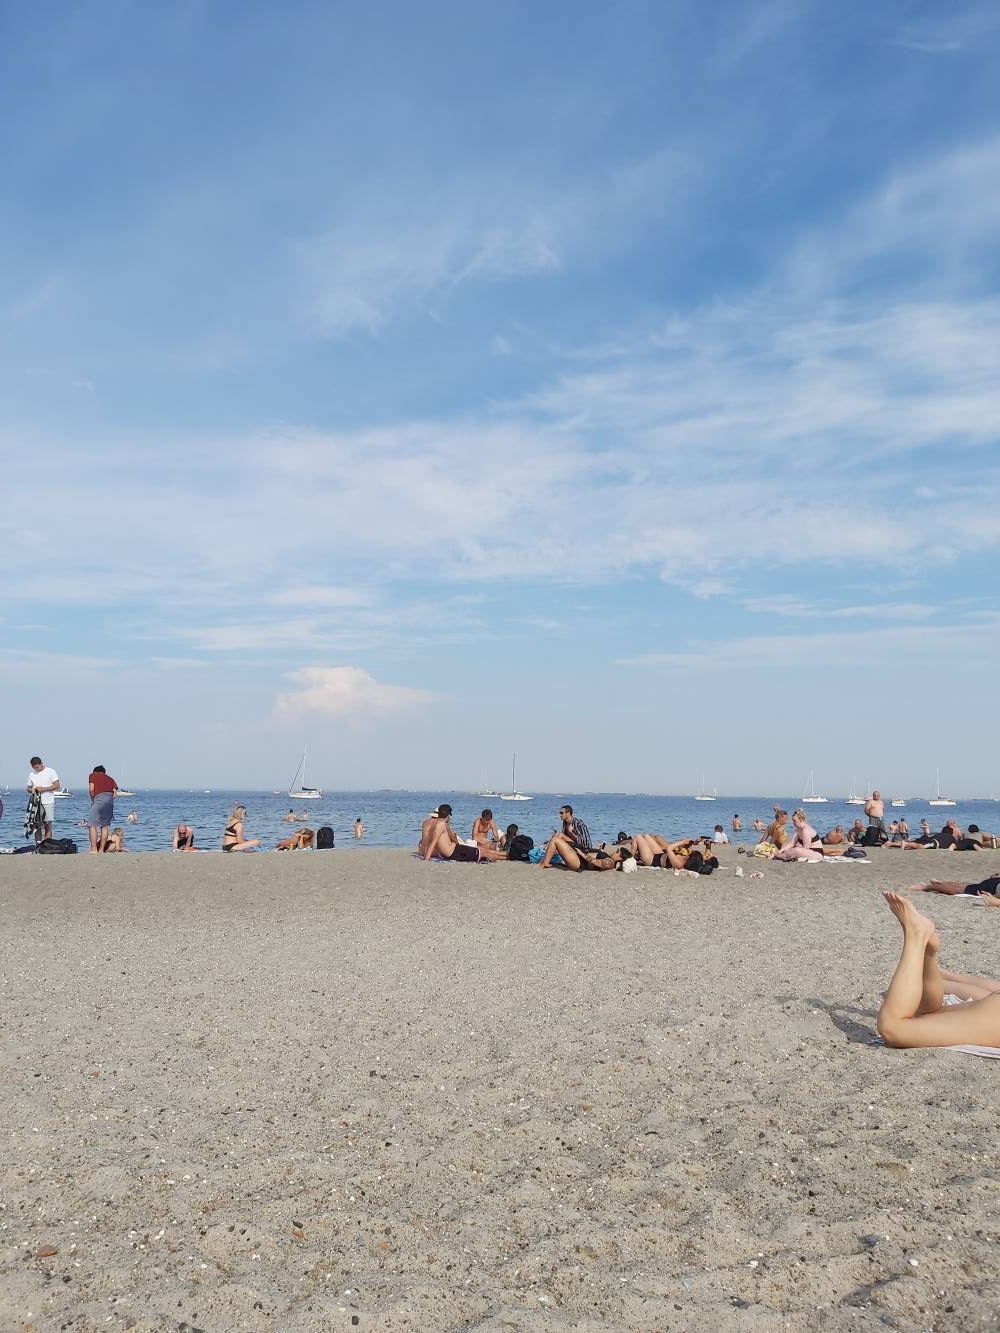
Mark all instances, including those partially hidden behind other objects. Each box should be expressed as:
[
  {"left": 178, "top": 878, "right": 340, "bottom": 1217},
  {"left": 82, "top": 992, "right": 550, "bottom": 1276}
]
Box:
[{"left": 2, "top": 848, "right": 999, "bottom": 1331}]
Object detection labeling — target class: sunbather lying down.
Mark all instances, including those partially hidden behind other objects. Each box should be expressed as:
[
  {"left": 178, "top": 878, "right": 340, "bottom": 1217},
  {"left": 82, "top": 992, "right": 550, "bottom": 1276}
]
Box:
[
  {"left": 905, "top": 875, "right": 1000, "bottom": 904},
  {"left": 877, "top": 892, "right": 1000, "bottom": 1050}
]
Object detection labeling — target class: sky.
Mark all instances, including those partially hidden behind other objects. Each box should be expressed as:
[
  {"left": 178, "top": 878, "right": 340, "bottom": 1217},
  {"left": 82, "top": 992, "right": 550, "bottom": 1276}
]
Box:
[{"left": 2, "top": 0, "right": 999, "bottom": 796}]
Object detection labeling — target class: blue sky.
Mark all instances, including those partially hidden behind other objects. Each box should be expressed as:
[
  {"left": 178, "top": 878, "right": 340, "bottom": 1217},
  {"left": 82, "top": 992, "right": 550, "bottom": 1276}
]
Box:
[{"left": 2, "top": 0, "right": 999, "bottom": 795}]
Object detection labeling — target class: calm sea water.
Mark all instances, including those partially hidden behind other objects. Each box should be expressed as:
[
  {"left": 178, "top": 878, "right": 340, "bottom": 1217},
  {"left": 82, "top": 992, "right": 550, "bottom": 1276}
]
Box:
[{"left": 4, "top": 789, "right": 997, "bottom": 854}]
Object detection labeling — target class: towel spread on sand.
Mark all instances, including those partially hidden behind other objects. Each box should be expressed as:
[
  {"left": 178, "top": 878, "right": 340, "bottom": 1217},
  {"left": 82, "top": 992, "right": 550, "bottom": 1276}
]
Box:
[{"left": 940, "top": 993, "right": 1000, "bottom": 1059}]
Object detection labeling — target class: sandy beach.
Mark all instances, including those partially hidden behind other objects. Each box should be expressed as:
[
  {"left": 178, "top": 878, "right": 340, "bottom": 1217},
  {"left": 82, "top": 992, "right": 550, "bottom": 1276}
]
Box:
[{"left": 2, "top": 848, "right": 999, "bottom": 1332}]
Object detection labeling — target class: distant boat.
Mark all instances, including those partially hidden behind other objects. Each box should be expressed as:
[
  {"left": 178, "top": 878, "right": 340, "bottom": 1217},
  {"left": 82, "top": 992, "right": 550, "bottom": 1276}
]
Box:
[
  {"left": 53, "top": 789, "right": 73, "bottom": 799},
  {"left": 288, "top": 747, "right": 323, "bottom": 800},
  {"left": 845, "top": 777, "right": 864, "bottom": 806},
  {"left": 928, "top": 767, "right": 955, "bottom": 807},
  {"left": 890, "top": 798, "right": 906, "bottom": 808},
  {"left": 500, "top": 753, "right": 532, "bottom": 801},
  {"left": 802, "top": 771, "right": 828, "bottom": 804},
  {"left": 695, "top": 771, "right": 716, "bottom": 800},
  {"left": 115, "top": 788, "right": 136, "bottom": 797},
  {"left": 475, "top": 768, "right": 499, "bottom": 798}
]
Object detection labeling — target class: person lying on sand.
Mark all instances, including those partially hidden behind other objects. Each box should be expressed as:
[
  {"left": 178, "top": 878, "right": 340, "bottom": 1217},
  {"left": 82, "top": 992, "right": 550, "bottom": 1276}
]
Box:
[
  {"left": 633, "top": 834, "right": 719, "bottom": 872},
  {"left": 541, "top": 842, "right": 631, "bottom": 872},
  {"left": 277, "top": 828, "right": 314, "bottom": 851},
  {"left": 877, "top": 892, "right": 1000, "bottom": 1049},
  {"left": 903, "top": 874, "right": 1000, "bottom": 904}
]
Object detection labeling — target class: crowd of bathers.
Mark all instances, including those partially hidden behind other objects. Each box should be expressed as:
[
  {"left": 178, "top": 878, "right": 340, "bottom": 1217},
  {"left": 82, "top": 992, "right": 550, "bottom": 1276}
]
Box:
[
  {"left": 417, "top": 798, "right": 1000, "bottom": 887},
  {"left": 418, "top": 803, "right": 725, "bottom": 873}
]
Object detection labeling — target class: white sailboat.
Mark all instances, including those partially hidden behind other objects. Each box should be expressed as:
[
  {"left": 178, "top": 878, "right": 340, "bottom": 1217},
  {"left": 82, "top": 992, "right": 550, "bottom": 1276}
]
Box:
[
  {"left": 890, "top": 797, "right": 906, "bottom": 808},
  {"left": 802, "top": 771, "right": 828, "bottom": 804},
  {"left": 475, "top": 769, "right": 499, "bottom": 798},
  {"left": 694, "top": 771, "right": 716, "bottom": 800},
  {"left": 288, "top": 747, "right": 323, "bottom": 800},
  {"left": 927, "top": 768, "right": 955, "bottom": 807},
  {"left": 500, "top": 753, "right": 532, "bottom": 801},
  {"left": 845, "top": 777, "right": 864, "bottom": 806}
]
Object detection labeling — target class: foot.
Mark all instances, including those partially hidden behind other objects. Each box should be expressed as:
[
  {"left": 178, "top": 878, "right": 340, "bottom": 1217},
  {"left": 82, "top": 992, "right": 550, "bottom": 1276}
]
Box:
[
  {"left": 883, "top": 891, "right": 938, "bottom": 946},
  {"left": 983, "top": 893, "right": 1000, "bottom": 909}
]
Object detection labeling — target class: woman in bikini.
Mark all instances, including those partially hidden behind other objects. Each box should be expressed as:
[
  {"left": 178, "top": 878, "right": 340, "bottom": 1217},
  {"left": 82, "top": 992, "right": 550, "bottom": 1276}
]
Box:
[
  {"left": 774, "top": 809, "right": 824, "bottom": 862},
  {"left": 223, "top": 804, "right": 260, "bottom": 852},
  {"left": 877, "top": 892, "right": 1000, "bottom": 1049}
]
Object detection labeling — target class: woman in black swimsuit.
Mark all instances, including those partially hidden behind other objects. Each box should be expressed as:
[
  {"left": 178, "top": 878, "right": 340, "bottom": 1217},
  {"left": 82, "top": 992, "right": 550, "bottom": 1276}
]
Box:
[{"left": 222, "top": 804, "right": 260, "bottom": 852}]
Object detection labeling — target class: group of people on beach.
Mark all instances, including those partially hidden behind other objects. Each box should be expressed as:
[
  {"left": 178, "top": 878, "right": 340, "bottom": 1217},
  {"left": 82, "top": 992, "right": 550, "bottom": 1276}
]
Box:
[{"left": 417, "top": 803, "right": 724, "bottom": 875}]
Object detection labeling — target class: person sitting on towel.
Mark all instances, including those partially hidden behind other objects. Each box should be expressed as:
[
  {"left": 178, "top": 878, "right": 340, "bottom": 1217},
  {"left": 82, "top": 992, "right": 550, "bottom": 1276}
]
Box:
[{"left": 774, "top": 809, "right": 824, "bottom": 861}]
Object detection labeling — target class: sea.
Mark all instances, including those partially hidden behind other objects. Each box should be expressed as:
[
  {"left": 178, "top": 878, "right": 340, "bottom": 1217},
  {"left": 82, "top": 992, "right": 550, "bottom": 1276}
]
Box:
[{"left": 4, "top": 788, "right": 998, "bottom": 854}]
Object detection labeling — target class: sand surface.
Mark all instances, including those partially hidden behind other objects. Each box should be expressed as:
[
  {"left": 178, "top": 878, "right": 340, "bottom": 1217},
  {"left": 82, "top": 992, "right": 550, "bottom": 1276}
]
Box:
[{"left": 1, "top": 848, "right": 999, "bottom": 1332}]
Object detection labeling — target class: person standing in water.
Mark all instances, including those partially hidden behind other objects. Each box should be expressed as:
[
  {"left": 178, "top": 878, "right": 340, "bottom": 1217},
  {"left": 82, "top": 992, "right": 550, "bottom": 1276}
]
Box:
[
  {"left": 732, "top": 813, "right": 742, "bottom": 832},
  {"left": 354, "top": 817, "right": 366, "bottom": 838}
]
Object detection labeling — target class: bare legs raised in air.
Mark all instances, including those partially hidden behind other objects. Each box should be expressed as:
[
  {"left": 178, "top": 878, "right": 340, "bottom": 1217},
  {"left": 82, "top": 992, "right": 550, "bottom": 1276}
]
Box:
[{"left": 876, "top": 892, "right": 1000, "bottom": 1049}]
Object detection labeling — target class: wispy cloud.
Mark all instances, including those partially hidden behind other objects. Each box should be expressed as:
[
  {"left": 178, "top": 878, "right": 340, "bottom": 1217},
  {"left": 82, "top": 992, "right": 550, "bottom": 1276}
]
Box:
[
  {"left": 273, "top": 666, "right": 437, "bottom": 721},
  {"left": 617, "top": 619, "right": 1000, "bottom": 674},
  {"left": 298, "top": 148, "right": 694, "bottom": 335}
]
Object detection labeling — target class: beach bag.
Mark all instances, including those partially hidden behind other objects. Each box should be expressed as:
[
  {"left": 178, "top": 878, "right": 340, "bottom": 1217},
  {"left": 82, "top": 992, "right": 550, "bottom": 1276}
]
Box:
[
  {"left": 753, "top": 841, "right": 778, "bottom": 859},
  {"left": 316, "top": 826, "right": 335, "bottom": 849},
  {"left": 526, "top": 847, "right": 545, "bottom": 864},
  {"left": 507, "top": 833, "right": 534, "bottom": 861},
  {"left": 844, "top": 845, "right": 867, "bottom": 859},
  {"left": 37, "top": 837, "right": 78, "bottom": 855}
]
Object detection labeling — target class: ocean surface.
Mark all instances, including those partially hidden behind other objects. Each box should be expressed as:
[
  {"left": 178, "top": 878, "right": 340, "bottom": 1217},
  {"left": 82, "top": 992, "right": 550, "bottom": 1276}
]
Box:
[{"left": 3, "top": 788, "right": 998, "bottom": 854}]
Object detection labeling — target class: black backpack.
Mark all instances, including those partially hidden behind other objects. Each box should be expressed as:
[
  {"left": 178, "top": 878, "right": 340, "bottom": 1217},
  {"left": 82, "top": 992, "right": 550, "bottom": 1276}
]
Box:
[
  {"left": 316, "top": 826, "right": 335, "bottom": 849},
  {"left": 37, "top": 837, "right": 78, "bottom": 855},
  {"left": 507, "top": 833, "right": 534, "bottom": 861}
]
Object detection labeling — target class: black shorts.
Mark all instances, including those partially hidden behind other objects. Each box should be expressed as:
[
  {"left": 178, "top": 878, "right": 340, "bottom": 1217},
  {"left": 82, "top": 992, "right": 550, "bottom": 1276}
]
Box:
[
  {"left": 964, "top": 877, "right": 1000, "bottom": 896},
  {"left": 451, "top": 844, "right": 480, "bottom": 863}
]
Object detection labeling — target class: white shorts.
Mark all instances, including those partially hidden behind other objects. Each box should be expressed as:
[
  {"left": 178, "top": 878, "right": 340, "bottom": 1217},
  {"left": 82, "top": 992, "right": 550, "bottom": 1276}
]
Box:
[{"left": 40, "top": 800, "right": 55, "bottom": 823}]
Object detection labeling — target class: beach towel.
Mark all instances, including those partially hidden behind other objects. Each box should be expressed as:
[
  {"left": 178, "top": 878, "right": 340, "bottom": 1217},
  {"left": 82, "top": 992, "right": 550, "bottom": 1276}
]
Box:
[
  {"left": 939, "top": 993, "right": 1000, "bottom": 1058},
  {"left": 24, "top": 790, "right": 43, "bottom": 841}
]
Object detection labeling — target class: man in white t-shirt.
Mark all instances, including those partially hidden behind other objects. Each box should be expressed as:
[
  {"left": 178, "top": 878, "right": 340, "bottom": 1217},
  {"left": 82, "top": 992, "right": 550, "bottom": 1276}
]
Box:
[
  {"left": 711, "top": 824, "right": 729, "bottom": 844},
  {"left": 26, "top": 755, "right": 60, "bottom": 843}
]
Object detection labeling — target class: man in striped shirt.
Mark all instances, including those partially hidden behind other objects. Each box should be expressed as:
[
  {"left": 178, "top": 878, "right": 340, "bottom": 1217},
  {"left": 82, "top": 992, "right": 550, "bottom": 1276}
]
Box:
[{"left": 539, "top": 804, "right": 592, "bottom": 868}]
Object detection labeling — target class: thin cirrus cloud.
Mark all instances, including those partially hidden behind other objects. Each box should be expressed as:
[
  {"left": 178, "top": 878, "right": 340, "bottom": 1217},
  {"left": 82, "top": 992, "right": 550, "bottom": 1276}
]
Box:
[
  {"left": 297, "top": 148, "right": 694, "bottom": 336},
  {"left": 272, "top": 666, "right": 436, "bottom": 722}
]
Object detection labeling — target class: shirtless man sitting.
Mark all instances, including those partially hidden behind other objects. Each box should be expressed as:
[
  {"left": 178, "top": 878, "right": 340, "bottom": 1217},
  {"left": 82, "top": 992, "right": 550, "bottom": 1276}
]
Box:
[
  {"left": 823, "top": 825, "right": 845, "bottom": 846},
  {"left": 471, "top": 808, "right": 500, "bottom": 848},
  {"left": 420, "top": 805, "right": 507, "bottom": 862}
]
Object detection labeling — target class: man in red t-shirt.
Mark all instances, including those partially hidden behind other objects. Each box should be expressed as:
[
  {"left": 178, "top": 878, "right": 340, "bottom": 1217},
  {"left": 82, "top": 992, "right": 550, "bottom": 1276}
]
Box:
[{"left": 87, "top": 765, "right": 118, "bottom": 853}]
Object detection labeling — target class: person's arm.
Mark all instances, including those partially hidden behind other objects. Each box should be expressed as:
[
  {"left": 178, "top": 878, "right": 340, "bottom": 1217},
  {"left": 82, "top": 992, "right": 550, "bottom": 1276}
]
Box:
[
  {"left": 89, "top": 781, "right": 97, "bottom": 800},
  {"left": 172, "top": 828, "right": 180, "bottom": 850}
]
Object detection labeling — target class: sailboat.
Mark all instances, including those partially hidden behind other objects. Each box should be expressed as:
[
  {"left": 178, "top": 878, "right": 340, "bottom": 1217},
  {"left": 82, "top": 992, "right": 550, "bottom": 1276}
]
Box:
[
  {"left": 694, "top": 771, "right": 716, "bottom": 800},
  {"left": 288, "top": 747, "right": 323, "bottom": 800},
  {"left": 927, "top": 768, "right": 955, "bottom": 807},
  {"left": 890, "top": 797, "right": 906, "bottom": 808},
  {"left": 475, "top": 769, "right": 499, "bottom": 798},
  {"left": 500, "top": 753, "right": 532, "bottom": 801},
  {"left": 802, "top": 771, "right": 828, "bottom": 803},
  {"left": 845, "top": 777, "right": 864, "bottom": 806}
]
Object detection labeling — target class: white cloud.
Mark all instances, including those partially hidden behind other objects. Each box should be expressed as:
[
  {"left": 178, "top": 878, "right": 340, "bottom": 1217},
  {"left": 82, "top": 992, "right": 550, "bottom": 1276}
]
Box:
[
  {"left": 297, "top": 148, "right": 694, "bottom": 335},
  {"left": 617, "top": 619, "right": 1000, "bottom": 674},
  {"left": 273, "top": 666, "right": 437, "bottom": 721},
  {"left": 743, "top": 596, "right": 937, "bottom": 622}
]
